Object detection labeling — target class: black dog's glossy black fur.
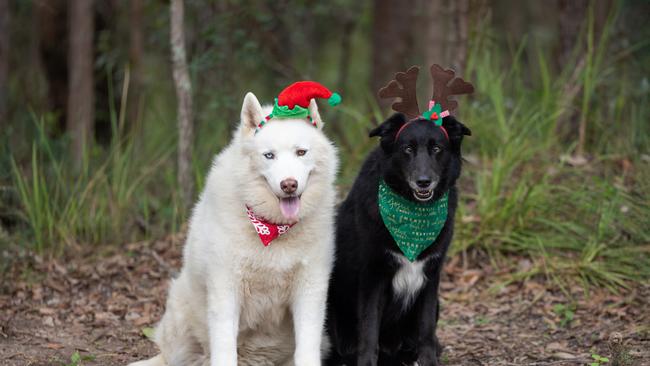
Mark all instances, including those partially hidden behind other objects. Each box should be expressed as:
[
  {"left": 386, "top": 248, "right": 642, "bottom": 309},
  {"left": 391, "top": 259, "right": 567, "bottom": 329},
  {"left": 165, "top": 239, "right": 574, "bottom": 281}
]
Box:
[{"left": 326, "top": 113, "right": 471, "bottom": 366}]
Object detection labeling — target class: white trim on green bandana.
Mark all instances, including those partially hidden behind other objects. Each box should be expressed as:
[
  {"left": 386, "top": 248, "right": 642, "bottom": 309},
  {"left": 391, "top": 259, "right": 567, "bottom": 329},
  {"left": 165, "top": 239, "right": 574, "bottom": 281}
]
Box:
[{"left": 378, "top": 180, "right": 448, "bottom": 262}]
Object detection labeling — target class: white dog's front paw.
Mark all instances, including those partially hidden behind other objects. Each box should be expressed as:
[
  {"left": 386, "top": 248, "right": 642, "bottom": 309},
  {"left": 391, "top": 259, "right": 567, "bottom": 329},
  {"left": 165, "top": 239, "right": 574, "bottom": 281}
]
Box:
[{"left": 294, "top": 352, "right": 321, "bottom": 366}]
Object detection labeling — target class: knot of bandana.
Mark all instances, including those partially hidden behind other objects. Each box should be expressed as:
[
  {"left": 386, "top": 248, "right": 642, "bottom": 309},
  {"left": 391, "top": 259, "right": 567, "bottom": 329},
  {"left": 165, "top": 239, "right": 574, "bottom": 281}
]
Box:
[
  {"left": 378, "top": 180, "right": 448, "bottom": 262},
  {"left": 246, "top": 206, "right": 293, "bottom": 246}
]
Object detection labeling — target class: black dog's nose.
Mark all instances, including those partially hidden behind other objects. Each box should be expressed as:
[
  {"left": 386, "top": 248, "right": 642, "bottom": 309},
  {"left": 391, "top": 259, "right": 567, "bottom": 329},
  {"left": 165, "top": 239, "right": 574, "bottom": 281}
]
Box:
[
  {"left": 280, "top": 178, "right": 298, "bottom": 194},
  {"left": 416, "top": 177, "right": 432, "bottom": 188}
]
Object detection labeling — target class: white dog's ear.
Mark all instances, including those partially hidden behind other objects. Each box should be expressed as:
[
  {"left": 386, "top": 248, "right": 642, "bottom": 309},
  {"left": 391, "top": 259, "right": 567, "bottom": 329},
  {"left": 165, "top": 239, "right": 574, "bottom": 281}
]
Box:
[
  {"left": 241, "top": 92, "right": 264, "bottom": 134},
  {"left": 308, "top": 99, "right": 324, "bottom": 130}
]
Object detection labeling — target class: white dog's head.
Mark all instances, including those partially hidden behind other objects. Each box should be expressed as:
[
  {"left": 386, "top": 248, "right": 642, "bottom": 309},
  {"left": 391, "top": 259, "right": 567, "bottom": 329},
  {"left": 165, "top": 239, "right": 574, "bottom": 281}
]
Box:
[{"left": 238, "top": 92, "right": 337, "bottom": 224}]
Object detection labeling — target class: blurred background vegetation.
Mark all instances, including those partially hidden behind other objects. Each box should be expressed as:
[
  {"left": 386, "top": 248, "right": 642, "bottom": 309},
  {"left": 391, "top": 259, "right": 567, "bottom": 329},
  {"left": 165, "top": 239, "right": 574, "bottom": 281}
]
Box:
[{"left": 1, "top": 0, "right": 648, "bottom": 291}]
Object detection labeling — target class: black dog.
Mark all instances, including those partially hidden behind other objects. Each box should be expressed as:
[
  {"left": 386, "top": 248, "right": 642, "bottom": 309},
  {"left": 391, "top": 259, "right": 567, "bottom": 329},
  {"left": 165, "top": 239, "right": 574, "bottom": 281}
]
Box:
[{"left": 326, "top": 112, "right": 471, "bottom": 366}]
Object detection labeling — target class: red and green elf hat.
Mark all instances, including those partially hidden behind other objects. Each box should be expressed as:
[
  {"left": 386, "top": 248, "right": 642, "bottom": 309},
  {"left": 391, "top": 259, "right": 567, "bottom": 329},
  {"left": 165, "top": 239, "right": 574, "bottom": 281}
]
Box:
[{"left": 257, "top": 81, "right": 341, "bottom": 131}]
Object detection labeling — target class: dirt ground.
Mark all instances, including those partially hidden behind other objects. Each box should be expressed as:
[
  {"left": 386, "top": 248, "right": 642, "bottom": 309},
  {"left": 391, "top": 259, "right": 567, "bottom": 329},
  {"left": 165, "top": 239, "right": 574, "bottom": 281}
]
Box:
[{"left": 1, "top": 235, "right": 648, "bottom": 366}]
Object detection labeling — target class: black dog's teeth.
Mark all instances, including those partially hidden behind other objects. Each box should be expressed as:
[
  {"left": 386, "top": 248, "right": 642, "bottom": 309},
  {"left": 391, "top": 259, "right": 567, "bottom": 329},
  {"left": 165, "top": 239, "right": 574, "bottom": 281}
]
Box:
[{"left": 413, "top": 189, "right": 434, "bottom": 201}]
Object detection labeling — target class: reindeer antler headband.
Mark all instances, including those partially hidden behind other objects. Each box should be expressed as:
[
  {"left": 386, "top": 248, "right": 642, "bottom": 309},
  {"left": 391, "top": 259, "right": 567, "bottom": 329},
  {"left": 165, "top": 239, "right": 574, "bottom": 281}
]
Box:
[{"left": 378, "top": 64, "right": 474, "bottom": 140}]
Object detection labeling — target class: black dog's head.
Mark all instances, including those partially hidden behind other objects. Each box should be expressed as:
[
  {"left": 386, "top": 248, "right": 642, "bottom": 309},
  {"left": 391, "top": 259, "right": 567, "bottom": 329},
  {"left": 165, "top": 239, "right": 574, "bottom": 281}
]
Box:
[{"left": 369, "top": 113, "right": 471, "bottom": 202}]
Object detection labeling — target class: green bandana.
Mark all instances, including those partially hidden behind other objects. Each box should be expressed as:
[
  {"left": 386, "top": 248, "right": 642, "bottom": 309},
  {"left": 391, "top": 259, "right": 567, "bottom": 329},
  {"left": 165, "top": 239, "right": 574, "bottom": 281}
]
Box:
[{"left": 378, "top": 180, "right": 448, "bottom": 262}]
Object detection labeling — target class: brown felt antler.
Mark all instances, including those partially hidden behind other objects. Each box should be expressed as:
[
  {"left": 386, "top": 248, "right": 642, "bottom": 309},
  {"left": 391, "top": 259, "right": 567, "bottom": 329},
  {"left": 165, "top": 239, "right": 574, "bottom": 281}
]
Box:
[
  {"left": 429, "top": 64, "right": 474, "bottom": 113},
  {"left": 378, "top": 66, "right": 421, "bottom": 119}
]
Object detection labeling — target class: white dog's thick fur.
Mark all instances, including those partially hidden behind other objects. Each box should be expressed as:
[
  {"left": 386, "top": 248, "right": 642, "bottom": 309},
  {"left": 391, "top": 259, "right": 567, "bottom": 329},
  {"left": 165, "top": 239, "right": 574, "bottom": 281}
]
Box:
[{"left": 129, "top": 93, "right": 338, "bottom": 366}]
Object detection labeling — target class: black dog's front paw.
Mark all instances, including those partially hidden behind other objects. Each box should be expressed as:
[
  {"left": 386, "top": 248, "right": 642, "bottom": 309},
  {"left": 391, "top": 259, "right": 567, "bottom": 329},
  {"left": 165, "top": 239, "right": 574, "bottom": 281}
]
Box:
[
  {"left": 417, "top": 346, "right": 440, "bottom": 366},
  {"left": 357, "top": 352, "right": 378, "bottom": 366}
]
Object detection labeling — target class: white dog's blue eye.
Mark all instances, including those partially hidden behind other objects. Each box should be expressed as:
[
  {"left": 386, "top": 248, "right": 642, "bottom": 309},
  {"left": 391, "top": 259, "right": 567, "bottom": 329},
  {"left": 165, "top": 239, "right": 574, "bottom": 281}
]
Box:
[
  {"left": 432, "top": 146, "right": 441, "bottom": 154},
  {"left": 263, "top": 152, "right": 275, "bottom": 159},
  {"left": 296, "top": 149, "right": 308, "bottom": 157}
]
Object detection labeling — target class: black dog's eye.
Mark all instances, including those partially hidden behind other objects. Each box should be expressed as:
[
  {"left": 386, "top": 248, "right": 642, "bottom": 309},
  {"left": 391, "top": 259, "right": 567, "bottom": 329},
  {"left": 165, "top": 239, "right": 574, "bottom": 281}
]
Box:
[
  {"left": 403, "top": 146, "right": 414, "bottom": 154},
  {"left": 263, "top": 152, "right": 275, "bottom": 159},
  {"left": 296, "top": 149, "right": 308, "bottom": 157},
  {"left": 432, "top": 146, "right": 442, "bottom": 154}
]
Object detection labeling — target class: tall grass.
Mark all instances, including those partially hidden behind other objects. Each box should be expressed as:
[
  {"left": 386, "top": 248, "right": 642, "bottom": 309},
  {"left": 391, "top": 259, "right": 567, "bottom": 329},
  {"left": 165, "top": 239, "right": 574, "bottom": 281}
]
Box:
[
  {"left": 9, "top": 89, "right": 180, "bottom": 254},
  {"left": 451, "top": 2, "right": 650, "bottom": 289},
  {"left": 5, "top": 3, "right": 649, "bottom": 289}
]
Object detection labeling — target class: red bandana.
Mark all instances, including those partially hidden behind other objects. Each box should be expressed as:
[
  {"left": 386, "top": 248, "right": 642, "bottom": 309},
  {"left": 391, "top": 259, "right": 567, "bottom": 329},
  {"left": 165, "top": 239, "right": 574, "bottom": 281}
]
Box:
[{"left": 246, "top": 206, "right": 293, "bottom": 246}]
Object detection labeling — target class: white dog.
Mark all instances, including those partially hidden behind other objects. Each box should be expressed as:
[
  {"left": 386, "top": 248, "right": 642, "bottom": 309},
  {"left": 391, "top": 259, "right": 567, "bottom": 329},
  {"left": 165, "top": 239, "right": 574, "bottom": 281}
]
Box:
[{"left": 130, "top": 92, "right": 338, "bottom": 366}]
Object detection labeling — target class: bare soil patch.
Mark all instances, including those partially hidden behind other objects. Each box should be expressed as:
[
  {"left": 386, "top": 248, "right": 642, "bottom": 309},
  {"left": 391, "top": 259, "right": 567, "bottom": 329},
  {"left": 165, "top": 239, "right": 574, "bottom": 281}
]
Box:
[{"left": 1, "top": 236, "right": 648, "bottom": 365}]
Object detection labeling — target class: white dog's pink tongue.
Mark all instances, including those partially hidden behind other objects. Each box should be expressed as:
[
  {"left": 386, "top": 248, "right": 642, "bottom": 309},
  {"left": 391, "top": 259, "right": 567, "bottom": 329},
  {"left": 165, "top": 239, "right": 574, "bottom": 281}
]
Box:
[{"left": 279, "top": 197, "right": 300, "bottom": 221}]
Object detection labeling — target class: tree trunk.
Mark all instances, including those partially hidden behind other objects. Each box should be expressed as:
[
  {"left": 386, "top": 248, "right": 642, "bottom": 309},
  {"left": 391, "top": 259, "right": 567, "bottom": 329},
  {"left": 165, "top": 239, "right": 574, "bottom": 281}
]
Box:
[
  {"left": 334, "top": 2, "right": 363, "bottom": 93},
  {"left": 371, "top": 0, "right": 414, "bottom": 106},
  {"left": 35, "top": 0, "right": 68, "bottom": 134},
  {"left": 451, "top": 0, "right": 469, "bottom": 74},
  {"left": 556, "top": 0, "right": 588, "bottom": 152},
  {"left": 128, "top": 0, "right": 144, "bottom": 129},
  {"left": 0, "top": 0, "right": 9, "bottom": 126},
  {"left": 170, "top": 0, "right": 194, "bottom": 209},
  {"left": 67, "top": 0, "right": 95, "bottom": 170},
  {"left": 557, "top": 0, "right": 588, "bottom": 67},
  {"left": 425, "top": 0, "right": 471, "bottom": 81},
  {"left": 425, "top": 0, "right": 446, "bottom": 67}
]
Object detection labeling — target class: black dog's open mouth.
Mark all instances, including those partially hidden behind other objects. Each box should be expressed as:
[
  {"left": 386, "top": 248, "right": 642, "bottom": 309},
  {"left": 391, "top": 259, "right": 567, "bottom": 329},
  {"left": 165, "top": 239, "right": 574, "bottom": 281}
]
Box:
[{"left": 412, "top": 189, "right": 434, "bottom": 201}]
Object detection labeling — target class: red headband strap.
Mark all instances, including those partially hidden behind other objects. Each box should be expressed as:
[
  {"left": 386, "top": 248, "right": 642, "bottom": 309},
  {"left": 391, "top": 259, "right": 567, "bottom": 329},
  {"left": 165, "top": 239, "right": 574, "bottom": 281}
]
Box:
[
  {"left": 439, "top": 125, "right": 449, "bottom": 140},
  {"left": 394, "top": 121, "right": 413, "bottom": 140},
  {"left": 394, "top": 120, "right": 449, "bottom": 141}
]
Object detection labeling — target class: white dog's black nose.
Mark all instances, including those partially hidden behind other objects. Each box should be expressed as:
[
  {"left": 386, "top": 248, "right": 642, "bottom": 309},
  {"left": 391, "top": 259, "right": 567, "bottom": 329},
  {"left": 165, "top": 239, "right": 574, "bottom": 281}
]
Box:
[
  {"left": 416, "top": 177, "right": 432, "bottom": 188},
  {"left": 281, "top": 178, "right": 298, "bottom": 194}
]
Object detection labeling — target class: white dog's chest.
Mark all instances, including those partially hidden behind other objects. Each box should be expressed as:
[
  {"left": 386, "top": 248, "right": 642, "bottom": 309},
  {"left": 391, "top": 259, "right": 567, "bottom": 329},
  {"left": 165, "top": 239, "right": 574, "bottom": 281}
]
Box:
[{"left": 238, "top": 264, "right": 298, "bottom": 329}]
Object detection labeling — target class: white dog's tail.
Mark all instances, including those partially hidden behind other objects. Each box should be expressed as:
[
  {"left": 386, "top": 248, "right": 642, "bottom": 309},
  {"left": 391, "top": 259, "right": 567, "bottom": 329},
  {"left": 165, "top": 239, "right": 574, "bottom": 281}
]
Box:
[{"left": 128, "top": 354, "right": 166, "bottom": 366}]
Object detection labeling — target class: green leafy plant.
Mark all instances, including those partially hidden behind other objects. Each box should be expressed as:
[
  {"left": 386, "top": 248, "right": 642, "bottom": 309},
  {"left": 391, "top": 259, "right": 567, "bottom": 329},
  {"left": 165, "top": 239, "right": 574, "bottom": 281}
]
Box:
[
  {"left": 64, "top": 351, "right": 95, "bottom": 366},
  {"left": 590, "top": 353, "right": 610, "bottom": 366},
  {"left": 474, "top": 316, "right": 490, "bottom": 326},
  {"left": 552, "top": 303, "right": 575, "bottom": 328},
  {"left": 142, "top": 327, "right": 156, "bottom": 340}
]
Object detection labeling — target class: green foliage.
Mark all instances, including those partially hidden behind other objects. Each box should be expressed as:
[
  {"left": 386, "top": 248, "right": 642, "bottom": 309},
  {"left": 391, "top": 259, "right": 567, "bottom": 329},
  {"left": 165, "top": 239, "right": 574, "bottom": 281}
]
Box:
[
  {"left": 552, "top": 303, "right": 575, "bottom": 328},
  {"left": 142, "top": 327, "right": 156, "bottom": 340},
  {"left": 9, "top": 97, "right": 181, "bottom": 253},
  {"left": 590, "top": 353, "right": 610, "bottom": 366},
  {"left": 451, "top": 2, "right": 650, "bottom": 290},
  {"left": 3, "top": 1, "right": 649, "bottom": 292},
  {"left": 65, "top": 351, "right": 95, "bottom": 366},
  {"left": 474, "top": 316, "right": 490, "bottom": 326}
]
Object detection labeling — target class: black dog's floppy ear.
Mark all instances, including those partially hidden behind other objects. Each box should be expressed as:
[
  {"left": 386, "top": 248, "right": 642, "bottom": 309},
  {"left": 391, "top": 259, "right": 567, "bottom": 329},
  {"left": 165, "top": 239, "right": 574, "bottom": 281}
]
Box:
[
  {"left": 442, "top": 116, "right": 471, "bottom": 152},
  {"left": 442, "top": 116, "right": 471, "bottom": 139},
  {"left": 460, "top": 122, "right": 471, "bottom": 136},
  {"left": 369, "top": 113, "right": 407, "bottom": 139},
  {"left": 370, "top": 113, "right": 408, "bottom": 152}
]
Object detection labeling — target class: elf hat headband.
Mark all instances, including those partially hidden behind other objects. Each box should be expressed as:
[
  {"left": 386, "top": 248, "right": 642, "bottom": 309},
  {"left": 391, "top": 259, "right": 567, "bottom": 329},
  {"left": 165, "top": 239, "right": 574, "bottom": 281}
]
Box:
[
  {"left": 256, "top": 81, "right": 341, "bottom": 133},
  {"left": 378, "top": 65, "right": 474, "bottom": 140}
]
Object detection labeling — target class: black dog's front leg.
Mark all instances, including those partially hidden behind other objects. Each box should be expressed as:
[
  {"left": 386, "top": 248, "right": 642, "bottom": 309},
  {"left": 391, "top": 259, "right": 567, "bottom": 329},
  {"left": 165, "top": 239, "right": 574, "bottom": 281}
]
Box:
[
  {"left": 356, "top": 278, "right": 385, "bottom": 366},
  {"left": 415, "top": 266, "right": 443, "bottom": 366}
]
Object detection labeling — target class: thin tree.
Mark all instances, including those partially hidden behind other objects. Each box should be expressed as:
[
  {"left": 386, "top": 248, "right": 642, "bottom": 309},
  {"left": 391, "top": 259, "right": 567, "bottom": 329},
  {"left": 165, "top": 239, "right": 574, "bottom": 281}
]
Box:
[
  {"left": 128, "top": 0, "right": 144, "bottom": 129},
  {"left": 67, "top": 0, "right": 95, "bottom": 170},
  {"left": 0, "top": 0, "right": 8, "bottom": 126},
  {"left": 170, "top": 0, "right": 194, "bottom": 209},
  {"left": 425, "top": 0, "right": 470, "bottom": 75}
]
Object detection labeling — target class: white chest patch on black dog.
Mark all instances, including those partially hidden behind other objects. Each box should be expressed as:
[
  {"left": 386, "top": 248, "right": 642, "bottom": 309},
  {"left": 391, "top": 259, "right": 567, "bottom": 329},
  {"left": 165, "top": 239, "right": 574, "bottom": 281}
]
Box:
[{"left": 390, "top": 252, "right": 429, "bottom": 310}]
